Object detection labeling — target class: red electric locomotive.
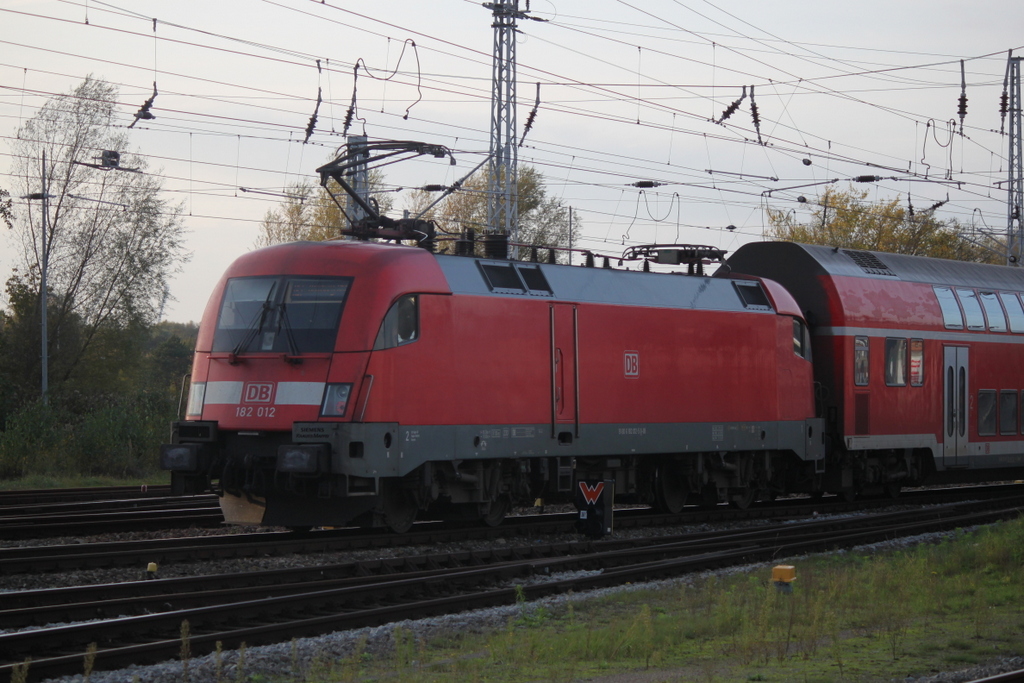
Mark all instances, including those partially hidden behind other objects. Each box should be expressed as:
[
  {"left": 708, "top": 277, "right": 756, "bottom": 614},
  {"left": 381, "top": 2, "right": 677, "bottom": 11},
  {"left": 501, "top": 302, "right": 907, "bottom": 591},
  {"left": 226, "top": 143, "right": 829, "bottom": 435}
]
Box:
[
  {"left": 162, "top": 238, "right": 825, "bottom": 531},
  {"left": 726, "top": 241, "right": 1024, "bottom": 497}
]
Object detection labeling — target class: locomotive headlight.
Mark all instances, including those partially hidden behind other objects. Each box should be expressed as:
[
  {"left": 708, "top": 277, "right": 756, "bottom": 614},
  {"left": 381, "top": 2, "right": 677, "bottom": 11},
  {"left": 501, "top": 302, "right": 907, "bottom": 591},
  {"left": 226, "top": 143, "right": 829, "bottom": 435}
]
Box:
[
  {"left": 320, "top": 383, "right": 353, "bottom": 417},
  {"left": 277, "top": 444, "right": 329, "bottom": 473},
  {"left": 160, "top": 444, "right": 199, "bottom": 471},
  {"left": 185, "top": 382, "right": 206, "bottom": 417}
]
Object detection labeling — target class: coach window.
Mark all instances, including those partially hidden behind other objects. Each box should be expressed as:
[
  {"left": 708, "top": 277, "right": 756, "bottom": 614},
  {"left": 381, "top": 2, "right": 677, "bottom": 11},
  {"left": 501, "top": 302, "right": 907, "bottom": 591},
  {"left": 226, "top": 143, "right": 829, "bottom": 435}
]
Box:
[
  {"left": 854, "top": 336, "right": 869, "bottom": 386},
  {"left": 885, "top": 338, "right": 907, "bottom": 386},
  {"left": 979, "top": 292, "right": 1007, "bottom": 332},
  {"left": 956, "top": 289, "right": 987, "bottom": 331},
  {"left": 1001, "top": 292, "right": 1024, "bottom": 333},
  {"left": 909, "top": 338, "right": 924, "bottom": 386},
  {"left": 934, "top": 286, "right": 964, "bottom": 329},
  {"left": 1000, "top": 391, "right": 1019, "bottom": 436},
  {"left": 977, "top": 390, "right": 997, "bottom": 436},
  {"left": 373, "top": 295, "right": 419, "bottom": 350}
]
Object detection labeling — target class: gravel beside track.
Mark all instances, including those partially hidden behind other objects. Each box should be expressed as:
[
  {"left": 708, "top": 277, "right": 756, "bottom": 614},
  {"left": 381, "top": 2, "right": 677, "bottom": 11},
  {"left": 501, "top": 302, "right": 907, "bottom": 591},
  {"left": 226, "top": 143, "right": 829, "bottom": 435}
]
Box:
[
  {"left": 18, "top": 525, "right": 1022, "bottom": 683},
  {"left": 3, "top": 497, "right": 1021, "bottom": 683}
]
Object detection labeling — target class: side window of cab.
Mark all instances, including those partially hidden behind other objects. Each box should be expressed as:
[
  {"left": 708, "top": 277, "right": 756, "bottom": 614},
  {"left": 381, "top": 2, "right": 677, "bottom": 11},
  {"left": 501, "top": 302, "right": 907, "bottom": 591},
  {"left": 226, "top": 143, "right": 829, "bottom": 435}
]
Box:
[
  {"left": 791, "top": 317, "right": 811, "bottom": 361},
  {"left": 374, "top": 295, "right": 419, "bottom": 350}
]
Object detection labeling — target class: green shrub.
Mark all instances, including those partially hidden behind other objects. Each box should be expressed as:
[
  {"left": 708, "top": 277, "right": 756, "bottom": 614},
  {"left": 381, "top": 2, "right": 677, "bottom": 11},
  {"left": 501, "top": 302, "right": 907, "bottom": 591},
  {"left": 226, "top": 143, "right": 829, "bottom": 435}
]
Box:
[{"left": 0, "top": 392, "right": 175, "bottom": 480}]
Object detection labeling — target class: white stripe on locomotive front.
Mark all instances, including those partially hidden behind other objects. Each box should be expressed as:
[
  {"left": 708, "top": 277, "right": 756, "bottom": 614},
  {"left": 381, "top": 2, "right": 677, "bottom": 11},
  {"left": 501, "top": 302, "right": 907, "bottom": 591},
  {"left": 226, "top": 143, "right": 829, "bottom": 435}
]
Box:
[{"left": 203, "top": 381, "right": 325, "bottom": 406}]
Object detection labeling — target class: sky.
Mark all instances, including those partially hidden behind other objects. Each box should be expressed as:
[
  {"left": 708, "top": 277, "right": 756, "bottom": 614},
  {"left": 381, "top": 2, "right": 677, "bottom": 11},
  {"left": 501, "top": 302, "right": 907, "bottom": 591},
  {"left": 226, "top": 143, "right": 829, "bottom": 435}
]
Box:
[{"left": 2, "top": 0, "right": 1023, "bottom": 323}]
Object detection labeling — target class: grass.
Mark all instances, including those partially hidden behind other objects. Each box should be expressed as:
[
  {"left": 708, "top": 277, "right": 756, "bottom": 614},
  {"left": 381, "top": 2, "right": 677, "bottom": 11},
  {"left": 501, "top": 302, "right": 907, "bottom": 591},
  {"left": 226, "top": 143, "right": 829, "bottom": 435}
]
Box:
[
  {"left": 294, "top": 517, "right": 1024, "bottom": 683},
  {"left": 6, "top": 496, "right": 1021, "bottom": 682}
]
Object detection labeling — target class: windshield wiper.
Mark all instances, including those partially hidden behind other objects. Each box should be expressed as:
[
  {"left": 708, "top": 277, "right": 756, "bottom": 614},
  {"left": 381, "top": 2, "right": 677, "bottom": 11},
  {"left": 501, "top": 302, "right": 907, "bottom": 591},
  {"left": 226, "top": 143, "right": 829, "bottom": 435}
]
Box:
[
  {"left": 277, "top": 302, "right": 302, "bottom": 363},
  {"left": 230, "top": 282, "right": 277, "bottom": 362}
]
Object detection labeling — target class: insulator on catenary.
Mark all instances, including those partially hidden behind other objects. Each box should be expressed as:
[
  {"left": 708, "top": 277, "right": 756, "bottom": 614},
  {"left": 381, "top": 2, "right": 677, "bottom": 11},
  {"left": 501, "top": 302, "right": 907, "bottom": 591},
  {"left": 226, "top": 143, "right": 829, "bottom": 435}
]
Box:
[
  {"left": 343, "top": 64, "right": 359, "bottom": 136},
  {"left": 854, "top": 175, "right": 881, "bottom": 183},
  {"left": 519, "top": 82, "right": 541, "bottom": 147},
  {"left": 750, "top": 85, "right": 763, "bottom": 145},
  {"left": 957, "top": 59, "right": 968, "bottom": 133},
  {"left": 715, "top": 86, "right": 746, "bottom": 124},
  {"left": 420, "top": 184, "right": 446, "bottom": 192},
  {"left": 304, "top": 87, "right": 322, "bottom": 144},
  {"left": 631, "top": 180, "right": 664, "bottom": 188},
  {"left": 1001, "top": 50, "right": 1012, "bottom": 134},
  {"left": 129, "top": 82, "right": 158, "bottom": 129}
]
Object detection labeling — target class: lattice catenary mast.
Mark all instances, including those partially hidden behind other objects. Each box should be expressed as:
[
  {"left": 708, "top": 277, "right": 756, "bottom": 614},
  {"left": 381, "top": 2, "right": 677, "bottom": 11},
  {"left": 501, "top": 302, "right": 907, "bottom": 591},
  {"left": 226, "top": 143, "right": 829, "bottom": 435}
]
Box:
[
  {"left": 1007, "top": 56, "right": 1023, "bottom": 265},
  {"left": 484, "top": 0, "right": 524, "bottom": 254}
]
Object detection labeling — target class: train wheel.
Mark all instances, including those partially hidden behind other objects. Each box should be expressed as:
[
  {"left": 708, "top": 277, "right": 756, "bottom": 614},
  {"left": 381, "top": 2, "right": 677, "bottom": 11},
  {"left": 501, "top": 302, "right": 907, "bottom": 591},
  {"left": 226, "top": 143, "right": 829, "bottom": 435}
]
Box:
[
  {"left": 698, "top": 485, "right": 721, "bottom": 509},
  {"left": 729, "top": 488, "right": 756, "bottom": 510},
  {"left": 381, "top": 483, "right": 417, "bottom": 534},
  {"left": 481, "top": 495, "right": 512, "bottom": 527},
  {"left": 885, "top": 483, "right": 902, "bottom": 499},
  {"left": 654, "top": 468, "right": 687, "bottom": 514}
]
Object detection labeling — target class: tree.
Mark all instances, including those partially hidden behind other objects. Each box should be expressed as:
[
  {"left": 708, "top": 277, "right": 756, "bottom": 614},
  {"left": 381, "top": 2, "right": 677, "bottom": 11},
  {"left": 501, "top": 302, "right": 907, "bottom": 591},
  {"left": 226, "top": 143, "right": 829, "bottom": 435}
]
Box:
[
  {"left": 256, "top": 170, "right": 393, "bottom": 247},
  {"left": 407, "top": 166, "right": 580, "bottom": 261},
  {"left": 765, "top": 186, "right": 994, "bottom": 262},
  {"left": 7, "top": 76, "right": 188, "bottom": 392},
  {"left": 0, "top": 187, "right": 12, "bottom": 230}
]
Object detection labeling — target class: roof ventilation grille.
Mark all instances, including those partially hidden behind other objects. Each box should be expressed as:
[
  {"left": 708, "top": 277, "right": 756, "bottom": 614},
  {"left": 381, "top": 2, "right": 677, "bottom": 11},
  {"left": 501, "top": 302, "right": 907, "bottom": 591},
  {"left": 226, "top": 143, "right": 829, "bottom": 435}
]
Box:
[{"left": 842, "top": 249, "right": 898, "bottom": 277}]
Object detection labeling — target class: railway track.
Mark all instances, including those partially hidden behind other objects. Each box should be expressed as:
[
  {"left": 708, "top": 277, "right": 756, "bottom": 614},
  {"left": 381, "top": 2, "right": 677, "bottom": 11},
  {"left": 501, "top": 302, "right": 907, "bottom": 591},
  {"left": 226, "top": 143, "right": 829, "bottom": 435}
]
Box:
[
  {"left": 1, "top": 494, "right": 1021, "bottom": 681},
  {"left": 2, "top": 483, "right": 1022, "bottom": 575},
  {"left": 0, "top": 484, "right": 172, "bottom": 506},
  {"left": 0, "top": 495, "right": 223, "bottom": 540}
]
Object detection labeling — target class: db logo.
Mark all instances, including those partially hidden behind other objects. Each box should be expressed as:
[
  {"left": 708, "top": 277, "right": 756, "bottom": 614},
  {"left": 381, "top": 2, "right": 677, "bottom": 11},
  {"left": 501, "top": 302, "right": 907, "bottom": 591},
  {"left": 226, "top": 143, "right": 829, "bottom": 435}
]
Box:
[
  {"left": 578, "top": 481, "right": 605, "bottom": 505},
  {"left": 623, "top": 351, "right": 639, "bottom": 378},
  {"left": 243, "top": 382, "right": 275, "bottom": 404}
]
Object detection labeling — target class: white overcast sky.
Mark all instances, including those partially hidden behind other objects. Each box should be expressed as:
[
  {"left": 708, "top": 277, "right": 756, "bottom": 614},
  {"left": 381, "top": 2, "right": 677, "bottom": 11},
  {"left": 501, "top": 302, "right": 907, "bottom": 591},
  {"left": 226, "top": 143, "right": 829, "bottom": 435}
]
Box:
[{"left": 2, "top": 0, "right": 1023, "bottom": 322}]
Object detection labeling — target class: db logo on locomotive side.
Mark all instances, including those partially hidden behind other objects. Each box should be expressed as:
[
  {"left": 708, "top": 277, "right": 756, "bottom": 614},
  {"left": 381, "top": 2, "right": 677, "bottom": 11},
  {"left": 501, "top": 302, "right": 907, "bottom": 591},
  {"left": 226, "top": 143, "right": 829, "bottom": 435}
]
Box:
[
  {"left": 243, "top": 382, "right": 275, "bottom": 404},
  {"left": 623, "top": 351, "right": 639, "bottom": 378}
]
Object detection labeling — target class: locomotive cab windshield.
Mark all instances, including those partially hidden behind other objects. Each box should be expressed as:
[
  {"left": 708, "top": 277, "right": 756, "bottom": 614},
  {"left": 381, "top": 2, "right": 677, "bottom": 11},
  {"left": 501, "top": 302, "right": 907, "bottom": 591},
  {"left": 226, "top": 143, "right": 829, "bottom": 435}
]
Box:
[{"left": 213, "top": 275, "right": 353, "bottom": 355}]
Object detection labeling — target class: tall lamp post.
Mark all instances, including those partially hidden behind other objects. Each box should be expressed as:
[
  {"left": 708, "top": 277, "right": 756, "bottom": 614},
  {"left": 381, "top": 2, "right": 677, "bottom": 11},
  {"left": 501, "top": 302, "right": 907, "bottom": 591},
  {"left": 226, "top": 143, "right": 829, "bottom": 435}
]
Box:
[{"left": 21, "top": 151, "right": 52, "bottom": 404}]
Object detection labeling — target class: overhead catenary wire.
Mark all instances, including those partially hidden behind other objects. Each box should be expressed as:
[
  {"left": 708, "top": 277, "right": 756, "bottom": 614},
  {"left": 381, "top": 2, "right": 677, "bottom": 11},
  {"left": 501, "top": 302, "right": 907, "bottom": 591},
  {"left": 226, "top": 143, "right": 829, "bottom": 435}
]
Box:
[{"left": 2, "top": 0, "right": 1015, "bottom": 264}]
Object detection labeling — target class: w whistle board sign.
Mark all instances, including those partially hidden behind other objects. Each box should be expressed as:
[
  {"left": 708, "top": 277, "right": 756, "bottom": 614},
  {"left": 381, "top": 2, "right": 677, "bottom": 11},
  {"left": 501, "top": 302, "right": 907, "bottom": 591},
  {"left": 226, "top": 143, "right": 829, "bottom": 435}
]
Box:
[{"left": 575, "top": 479, "right": 614, "bottom": 539}]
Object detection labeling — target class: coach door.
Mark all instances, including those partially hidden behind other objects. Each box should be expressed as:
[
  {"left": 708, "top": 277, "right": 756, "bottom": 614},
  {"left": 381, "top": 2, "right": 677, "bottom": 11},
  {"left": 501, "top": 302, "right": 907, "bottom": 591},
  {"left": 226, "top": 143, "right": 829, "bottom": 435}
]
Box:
[
  {"left": 943, "top": 346, "right": 969, "bottom": 466},
  {"left": 550, "top": 303, "right": 579, "bottom": 440}
]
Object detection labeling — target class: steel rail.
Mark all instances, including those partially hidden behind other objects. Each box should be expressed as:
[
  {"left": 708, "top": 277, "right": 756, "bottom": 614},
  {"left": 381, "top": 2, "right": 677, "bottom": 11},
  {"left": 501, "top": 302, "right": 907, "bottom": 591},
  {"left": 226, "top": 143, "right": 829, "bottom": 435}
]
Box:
[
  {"left": 0, "top": 506, "right": 226, "bottom": 540},
  {"left": 2, "top": 484, "right": 1022, "bottom": 574},
  {"left": 0, "top": 494, "right": 216, "bottom": 517},
  {"left": 0, "top": 497, "right": 1021, "bottom": 681},
  {"left": 0, "top": 485, "right": 172, "bottom": 506}
]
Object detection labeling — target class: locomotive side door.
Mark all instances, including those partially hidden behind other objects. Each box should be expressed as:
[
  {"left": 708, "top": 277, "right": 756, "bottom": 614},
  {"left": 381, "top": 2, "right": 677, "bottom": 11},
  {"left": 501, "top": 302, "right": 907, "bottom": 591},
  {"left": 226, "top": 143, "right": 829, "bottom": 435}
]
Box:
[
  {"left": 943, "top": 346, "right": 969, "bottom": 466},
  {"left": 550, "top": 303, "right": 579, "bottom": 440}
]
